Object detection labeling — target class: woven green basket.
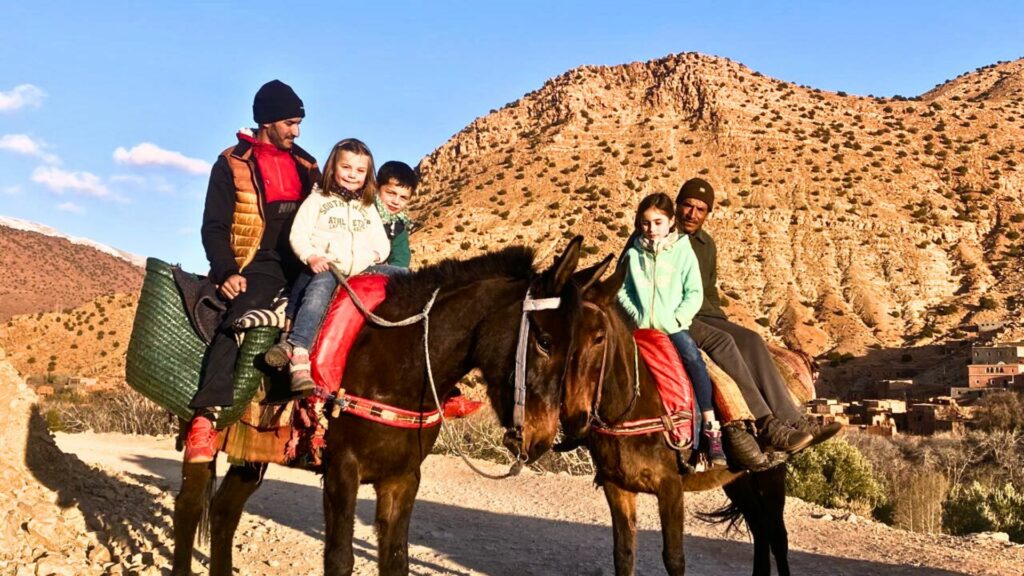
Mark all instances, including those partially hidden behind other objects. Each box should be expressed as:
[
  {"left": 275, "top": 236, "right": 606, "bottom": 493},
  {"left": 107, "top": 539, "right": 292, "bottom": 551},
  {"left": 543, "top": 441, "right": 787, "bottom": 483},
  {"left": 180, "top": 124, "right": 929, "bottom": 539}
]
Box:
[{"left": 125, "top": 258, "right": 278, "bottom": 427}]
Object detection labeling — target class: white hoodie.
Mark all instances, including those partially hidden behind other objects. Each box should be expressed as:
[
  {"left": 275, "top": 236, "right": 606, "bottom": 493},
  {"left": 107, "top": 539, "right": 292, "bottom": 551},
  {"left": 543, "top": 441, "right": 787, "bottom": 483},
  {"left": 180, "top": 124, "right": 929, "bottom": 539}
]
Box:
[{"left": 289, "top": 184, "right": 391, "bottom": 276}]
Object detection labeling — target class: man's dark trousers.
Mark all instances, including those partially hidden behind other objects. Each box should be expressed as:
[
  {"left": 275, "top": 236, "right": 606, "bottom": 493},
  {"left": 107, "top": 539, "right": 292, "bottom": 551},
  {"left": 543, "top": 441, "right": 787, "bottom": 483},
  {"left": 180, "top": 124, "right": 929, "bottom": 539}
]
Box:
[
  {"left": 190, "top": 262, "right": 286, "bottom": 409},
  {"left": 689, "top": 315, "right": 804, "bottom": 423}
]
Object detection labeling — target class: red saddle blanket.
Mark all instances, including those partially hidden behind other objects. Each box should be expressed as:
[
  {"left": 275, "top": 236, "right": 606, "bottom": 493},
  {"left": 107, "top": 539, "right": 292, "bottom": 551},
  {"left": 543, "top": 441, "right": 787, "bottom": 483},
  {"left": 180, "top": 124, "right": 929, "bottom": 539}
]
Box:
[
  {"left": 311, "top": 274, "right": 389, "bottom": 393},
  {"left": 633, "top": 329, "right": 696, "bottom": 447}
]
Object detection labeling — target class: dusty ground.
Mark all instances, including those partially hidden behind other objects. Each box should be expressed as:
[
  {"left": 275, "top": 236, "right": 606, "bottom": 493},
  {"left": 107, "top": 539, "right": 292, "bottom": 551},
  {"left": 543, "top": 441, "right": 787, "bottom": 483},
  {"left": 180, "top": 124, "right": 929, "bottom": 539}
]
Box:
[{"left": 44, "top": 431, "right": 1024, "bottom": 576}]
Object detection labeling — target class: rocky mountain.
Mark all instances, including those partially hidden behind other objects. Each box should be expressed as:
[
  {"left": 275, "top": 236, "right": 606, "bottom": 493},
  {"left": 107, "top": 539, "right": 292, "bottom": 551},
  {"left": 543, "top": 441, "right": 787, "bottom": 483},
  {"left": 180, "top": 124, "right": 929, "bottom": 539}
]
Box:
[
  {"left": 0, "top": 293, "right": 137, "bottom": 385},
  {"left": 409, "top": 53, "right": 1024, "bottom": 360},
  {"left": 0, "top": 217, "right": 144, "bottom": 322}
]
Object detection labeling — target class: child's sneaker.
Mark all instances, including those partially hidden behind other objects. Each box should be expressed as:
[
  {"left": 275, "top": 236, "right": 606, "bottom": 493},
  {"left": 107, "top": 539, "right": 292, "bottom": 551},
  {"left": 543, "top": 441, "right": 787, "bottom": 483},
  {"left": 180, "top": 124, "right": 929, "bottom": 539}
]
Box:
[
  {"left": 184, "top": 414, "right": 218, "bottom": 464},
  {"left": 264, "top": 335, "right": 293, "bottom": 369},
  {"left": 703, "top": 422, "right": 728, "bottom": 469},
  {"left": 289, "top": 347, "right": 315, "bottom": 396}
]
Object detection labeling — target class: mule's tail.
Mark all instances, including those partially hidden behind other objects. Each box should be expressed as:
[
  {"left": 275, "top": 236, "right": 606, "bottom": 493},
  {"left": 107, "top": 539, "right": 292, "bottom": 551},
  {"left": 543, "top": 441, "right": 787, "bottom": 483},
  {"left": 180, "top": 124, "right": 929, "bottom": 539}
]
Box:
[
  {"left": 696, "top": 499, "right": 746, "bottom": 533},
  {"left": 196, "top": 459, "right": 217, "bottom": 546}
]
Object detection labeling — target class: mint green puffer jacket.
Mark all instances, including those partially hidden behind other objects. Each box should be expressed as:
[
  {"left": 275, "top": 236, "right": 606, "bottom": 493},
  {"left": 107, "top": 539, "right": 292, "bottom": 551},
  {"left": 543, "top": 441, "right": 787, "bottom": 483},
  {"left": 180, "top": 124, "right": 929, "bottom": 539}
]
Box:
[{"left": 617, "top": 231, "right": 704, "bottom": 332}]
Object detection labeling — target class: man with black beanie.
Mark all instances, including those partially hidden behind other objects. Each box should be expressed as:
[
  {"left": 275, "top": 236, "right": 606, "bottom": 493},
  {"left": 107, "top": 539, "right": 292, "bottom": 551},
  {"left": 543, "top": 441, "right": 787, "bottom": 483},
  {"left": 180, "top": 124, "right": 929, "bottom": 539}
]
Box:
[
  {"left": 675, "top": 178, "right": 841, "bottom": 461},
  {"left": 184, "top": 79, "right": 321, "bottom": 463}
]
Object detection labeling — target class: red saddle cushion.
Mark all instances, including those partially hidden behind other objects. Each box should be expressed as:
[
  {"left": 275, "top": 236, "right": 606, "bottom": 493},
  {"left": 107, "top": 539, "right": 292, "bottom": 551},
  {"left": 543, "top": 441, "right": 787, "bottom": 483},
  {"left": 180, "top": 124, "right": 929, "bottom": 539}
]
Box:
[
  {"left": 633, "top": 329, "right": 695, "bottom": 445},
  {"left": 310, "top": 275, "right": 389, "bottom": 393}
]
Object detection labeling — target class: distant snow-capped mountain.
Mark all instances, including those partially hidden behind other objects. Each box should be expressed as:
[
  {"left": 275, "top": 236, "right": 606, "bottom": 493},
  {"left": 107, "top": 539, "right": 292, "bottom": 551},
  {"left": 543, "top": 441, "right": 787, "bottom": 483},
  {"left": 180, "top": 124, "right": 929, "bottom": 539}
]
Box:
[{"left": 0, "top": 215, "right": 145, "bottom": 267}]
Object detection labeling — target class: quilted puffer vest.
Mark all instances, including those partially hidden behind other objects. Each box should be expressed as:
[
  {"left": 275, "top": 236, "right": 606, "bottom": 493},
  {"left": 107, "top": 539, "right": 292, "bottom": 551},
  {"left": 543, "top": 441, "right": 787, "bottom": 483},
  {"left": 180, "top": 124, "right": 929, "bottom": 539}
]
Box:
[{"left": 221, "top": 145, "right": 318, "bottom": 272}]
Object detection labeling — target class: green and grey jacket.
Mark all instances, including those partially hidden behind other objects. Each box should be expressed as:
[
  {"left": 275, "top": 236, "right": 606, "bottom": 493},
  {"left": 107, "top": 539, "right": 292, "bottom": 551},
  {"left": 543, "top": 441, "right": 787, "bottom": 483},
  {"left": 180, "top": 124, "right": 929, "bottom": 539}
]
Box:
[{"left": 617, "top": 231, "right": 704, "bottom": 333}]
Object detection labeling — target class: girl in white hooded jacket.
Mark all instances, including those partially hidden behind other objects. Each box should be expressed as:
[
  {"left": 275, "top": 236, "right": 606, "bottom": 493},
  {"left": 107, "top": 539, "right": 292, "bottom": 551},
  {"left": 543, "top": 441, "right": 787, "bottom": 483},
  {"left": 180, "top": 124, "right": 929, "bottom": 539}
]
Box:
[{"left": 280, "top": 138, "right": 390, "bottom": 394}]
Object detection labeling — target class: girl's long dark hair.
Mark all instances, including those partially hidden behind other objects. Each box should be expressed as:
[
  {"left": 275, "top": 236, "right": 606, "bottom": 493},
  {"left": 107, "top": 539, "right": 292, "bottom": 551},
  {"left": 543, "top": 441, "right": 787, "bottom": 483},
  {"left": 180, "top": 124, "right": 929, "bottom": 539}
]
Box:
[
  {"left": 321, "top": 138, "right": 377, "bottom": 205},
  {"left": 633, "top": 192, "right": 676, "bottom": 233}
]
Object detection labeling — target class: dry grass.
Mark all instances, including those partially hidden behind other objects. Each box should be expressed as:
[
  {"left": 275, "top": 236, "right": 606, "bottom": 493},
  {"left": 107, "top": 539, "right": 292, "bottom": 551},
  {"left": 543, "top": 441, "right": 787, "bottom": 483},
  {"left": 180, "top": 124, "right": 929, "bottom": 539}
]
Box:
[{"left": 42, "top": 385, "right": 176, "bottom": 436}]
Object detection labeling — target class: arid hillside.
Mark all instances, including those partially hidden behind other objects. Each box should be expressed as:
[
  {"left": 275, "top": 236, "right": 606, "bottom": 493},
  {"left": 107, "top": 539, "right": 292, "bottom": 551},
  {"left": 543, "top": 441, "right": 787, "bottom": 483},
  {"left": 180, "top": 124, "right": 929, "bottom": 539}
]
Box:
[
  {"left": 0, "top": 221, "right": 143, "bottom": 322},
  {"left": 0, "top": 293, "right": 138, "bottom": 385},
  {"left": 409, "top": 53, "right": 1024, "bottom": 359}
]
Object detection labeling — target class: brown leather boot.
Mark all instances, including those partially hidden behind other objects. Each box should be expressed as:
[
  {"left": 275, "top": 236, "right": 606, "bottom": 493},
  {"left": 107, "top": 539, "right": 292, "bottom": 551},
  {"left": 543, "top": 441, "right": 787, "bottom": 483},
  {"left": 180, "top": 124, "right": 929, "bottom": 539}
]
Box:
[
  {"left": 721, "top": 421, "right": 781, "bottom": 472},
  {"left": 758, "top": 414, "right": 814, "bottom": 454},
  {"left": 792, "top": 417, "right": 843, "bottom": 446}
]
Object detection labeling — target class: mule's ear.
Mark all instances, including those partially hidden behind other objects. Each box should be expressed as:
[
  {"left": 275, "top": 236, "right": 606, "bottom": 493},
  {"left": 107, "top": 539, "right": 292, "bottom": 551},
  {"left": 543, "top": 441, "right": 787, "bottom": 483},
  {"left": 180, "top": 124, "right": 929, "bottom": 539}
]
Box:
[
  {"left": 573, "top": 253, "right": 614, "bottom": 295},
  {"left": 594, "top": 260, "right": 628, "bottom": 305},
  {"left": 542, "top": 235, "right": 583, "bottom": 294}
]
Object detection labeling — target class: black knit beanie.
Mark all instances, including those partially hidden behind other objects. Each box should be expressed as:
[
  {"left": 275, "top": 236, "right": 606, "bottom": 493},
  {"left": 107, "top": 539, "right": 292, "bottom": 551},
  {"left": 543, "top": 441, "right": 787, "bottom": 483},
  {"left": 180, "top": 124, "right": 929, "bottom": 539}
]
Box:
[
  {"left": 675, "top": 177, "right": 715, "bottom": 211},
  {"left": 252, "top": 80, "right": 305, "bottom": 124}
]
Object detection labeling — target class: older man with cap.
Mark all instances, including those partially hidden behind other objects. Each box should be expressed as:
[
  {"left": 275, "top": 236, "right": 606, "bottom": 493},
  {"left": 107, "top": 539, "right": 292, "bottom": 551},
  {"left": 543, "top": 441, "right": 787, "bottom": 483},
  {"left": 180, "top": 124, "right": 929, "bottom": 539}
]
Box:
[
  {"left": 675, "top": 178, "right": 841, "bottom": 459},
  {"left": 184, "top": 79, "right": 321, "bottom": 463}
]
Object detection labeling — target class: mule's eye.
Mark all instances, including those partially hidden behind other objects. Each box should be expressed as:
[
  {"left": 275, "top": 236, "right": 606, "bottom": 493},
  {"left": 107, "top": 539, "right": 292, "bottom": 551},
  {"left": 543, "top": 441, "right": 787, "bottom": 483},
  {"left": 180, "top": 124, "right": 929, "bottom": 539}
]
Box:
[
  {"left": 592, "top": 333, "right": 606, "bottom": 345},
  {"left": 535, "top": 333, "right": 552, "bottom": 356}
]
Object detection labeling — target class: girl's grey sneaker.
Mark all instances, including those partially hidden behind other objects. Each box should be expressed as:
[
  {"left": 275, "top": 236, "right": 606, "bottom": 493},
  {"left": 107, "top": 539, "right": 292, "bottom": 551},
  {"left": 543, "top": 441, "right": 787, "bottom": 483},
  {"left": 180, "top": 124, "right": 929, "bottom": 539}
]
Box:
[{"left": 288, "top": 347, "right": 315, "bottom": 397}]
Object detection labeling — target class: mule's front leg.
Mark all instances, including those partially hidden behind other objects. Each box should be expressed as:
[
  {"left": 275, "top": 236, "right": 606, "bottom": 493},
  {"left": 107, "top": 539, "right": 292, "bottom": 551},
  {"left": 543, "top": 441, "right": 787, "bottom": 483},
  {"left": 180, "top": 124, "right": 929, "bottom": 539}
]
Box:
[
  {"left": 324, "top": 452, "right": 360, "bottom": 576},
  {"left": 209, "top": 463, "right": 266, "bottom": 576},
  {"left": 603, "top": 482, "right": 638, "bottom": 576},
  {"left": 172, "top": 461, "right": 214, "bottom": 576},
  {"left": 374, "top": 470, "right": 422, "bottom": 576},
  {"left": 656, "top": 480, "right": 686, "bottom": 576}
]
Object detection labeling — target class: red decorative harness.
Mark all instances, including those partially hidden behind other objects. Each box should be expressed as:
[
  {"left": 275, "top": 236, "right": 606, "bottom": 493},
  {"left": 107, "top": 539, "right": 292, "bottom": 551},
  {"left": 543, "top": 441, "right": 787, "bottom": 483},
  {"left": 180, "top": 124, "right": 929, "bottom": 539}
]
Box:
[
  {"left": 328, "top": 390, "right": 442, "bottom": 429},
  {"left": 582, "top": 303, "right": 695, "bottom": 449}
]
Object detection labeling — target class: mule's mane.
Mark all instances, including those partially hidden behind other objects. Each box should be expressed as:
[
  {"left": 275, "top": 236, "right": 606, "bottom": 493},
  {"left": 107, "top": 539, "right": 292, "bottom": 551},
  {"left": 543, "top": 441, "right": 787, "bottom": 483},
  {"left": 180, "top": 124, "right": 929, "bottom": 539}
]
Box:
[{"left": 385, "top": 246, "right": 537, "bottom": 304}]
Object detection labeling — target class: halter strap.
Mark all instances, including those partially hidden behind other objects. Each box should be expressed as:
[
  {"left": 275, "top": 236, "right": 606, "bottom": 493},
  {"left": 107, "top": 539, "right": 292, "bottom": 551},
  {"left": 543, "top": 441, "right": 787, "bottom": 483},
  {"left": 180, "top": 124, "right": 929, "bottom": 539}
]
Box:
[{"left": 513, "top": 289, "right": 561, "bottom": 432}]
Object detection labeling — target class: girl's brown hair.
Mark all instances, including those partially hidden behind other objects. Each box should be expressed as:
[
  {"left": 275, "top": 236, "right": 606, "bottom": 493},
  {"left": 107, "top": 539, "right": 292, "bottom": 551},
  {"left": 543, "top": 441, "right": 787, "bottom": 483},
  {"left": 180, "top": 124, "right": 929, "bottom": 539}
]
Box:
[
  {"left": 320, "top": 138, "right": 377, "bottom": 205},
  {"left": 633, "top": 192, "right": 676, "bottom": 233}
]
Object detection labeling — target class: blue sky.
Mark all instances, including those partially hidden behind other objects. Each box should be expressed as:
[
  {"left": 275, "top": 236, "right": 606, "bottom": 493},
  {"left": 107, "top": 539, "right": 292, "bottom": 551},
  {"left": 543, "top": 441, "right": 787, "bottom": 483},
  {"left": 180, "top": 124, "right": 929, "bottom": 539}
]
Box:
[{"left": 2, "top": 1, "right": 1022, "bottom": 272}]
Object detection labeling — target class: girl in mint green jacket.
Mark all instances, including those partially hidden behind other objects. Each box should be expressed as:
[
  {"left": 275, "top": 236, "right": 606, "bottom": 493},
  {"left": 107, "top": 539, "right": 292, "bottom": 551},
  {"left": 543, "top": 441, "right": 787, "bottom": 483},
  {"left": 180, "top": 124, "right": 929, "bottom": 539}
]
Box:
[{"left": 618, "top": 193, "right": 726, "bottom": 468}]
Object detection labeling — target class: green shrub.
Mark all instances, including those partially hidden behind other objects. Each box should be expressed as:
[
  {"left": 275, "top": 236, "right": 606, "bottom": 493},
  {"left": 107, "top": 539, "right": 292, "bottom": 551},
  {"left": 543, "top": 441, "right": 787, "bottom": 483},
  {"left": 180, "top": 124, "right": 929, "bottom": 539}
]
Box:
[
  {"left": 787, "top": 438, "right": 885, "bottom": 514},
  {"left": 943, "top": 482, "right": 1024, "bottom": 542}
]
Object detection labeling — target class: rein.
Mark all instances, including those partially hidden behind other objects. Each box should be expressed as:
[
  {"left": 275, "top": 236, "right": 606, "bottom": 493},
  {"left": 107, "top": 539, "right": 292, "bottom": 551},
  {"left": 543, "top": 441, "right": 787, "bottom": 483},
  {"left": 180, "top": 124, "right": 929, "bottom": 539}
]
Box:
[
  {"left": 580, "top": 302, "right": 640, "bottom": 430},
  {"left": 579, "top": 301, "right": 690, "bottom": 445},
  {"left": 331, "top": 268, "right": 559, "bottom": 480}
]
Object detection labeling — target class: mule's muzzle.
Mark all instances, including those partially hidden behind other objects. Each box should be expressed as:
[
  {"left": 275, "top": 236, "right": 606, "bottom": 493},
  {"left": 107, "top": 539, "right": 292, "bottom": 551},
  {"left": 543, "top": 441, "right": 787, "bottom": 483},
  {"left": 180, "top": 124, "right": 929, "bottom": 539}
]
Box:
[
  {"left": 559, "top": 409, "right": 593, "bottom": 443},
  {"left": 552, "top": 434, "right": 588, "bottom": 453},
  {"left": 503, "top": 426, "right": 554, "bottom": 464},
  {"left": 502, "top": 428, "right": 526, "bottom": 460}
]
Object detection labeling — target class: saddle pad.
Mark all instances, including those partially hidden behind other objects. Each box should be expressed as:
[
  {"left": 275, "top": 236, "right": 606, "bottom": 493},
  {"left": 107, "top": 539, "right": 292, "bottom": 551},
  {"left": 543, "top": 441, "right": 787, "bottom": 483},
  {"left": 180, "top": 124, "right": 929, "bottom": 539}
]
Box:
[
  {"left": 310, "top": 274, "right": 389, "bottom": 393},
  {"left": 633, "top": 329, "right": 694, "bottom": 445},
  {"left": 126, "top": 257, "right": 278, "bottom": 427},
  {"left": 701, "top": 350, "right": 756, "bottom": 423},
  {"left": 767, "top": 344, "right": 816, "bottom": 405}
]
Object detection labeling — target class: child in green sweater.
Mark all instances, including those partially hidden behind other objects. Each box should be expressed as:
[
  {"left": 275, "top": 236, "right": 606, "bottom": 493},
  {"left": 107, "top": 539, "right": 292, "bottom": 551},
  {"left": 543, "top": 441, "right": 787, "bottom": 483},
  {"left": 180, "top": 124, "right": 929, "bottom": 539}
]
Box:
[
  {"left": 369, "top": 160, "right": 417, "bottom": 275},
  {"left": 618, "top": 192, "right": 727, "bottom": 468}
]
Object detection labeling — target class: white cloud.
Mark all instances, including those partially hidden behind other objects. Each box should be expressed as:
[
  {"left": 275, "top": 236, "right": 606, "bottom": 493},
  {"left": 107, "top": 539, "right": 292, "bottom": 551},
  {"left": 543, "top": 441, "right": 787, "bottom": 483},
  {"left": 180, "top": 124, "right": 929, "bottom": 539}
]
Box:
[
  {"left": 56, "top": 201, "right": 85, "bottom": 214},
  {"left": 113, "top": 142, "right": 210, "bottom": 175},
  {"left": 32, "top": 166, "right": 110, "bottom": 198},
  {"left": 0, "top": 84, "right": 46, "bottom": 112},
  {"left": 109, "top": 174, "right": 146, "bottom": 184},
  {"left": 2, "top": 185, "right": 21, "bottom": 196},
  {"left": 0, "top": 134, "right": 60, "bottom": 164}
]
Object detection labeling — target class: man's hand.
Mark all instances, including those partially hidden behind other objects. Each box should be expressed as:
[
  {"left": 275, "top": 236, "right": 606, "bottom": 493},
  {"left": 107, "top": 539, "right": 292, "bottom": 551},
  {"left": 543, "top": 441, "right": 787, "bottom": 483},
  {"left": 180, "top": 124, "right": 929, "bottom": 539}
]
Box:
[
  {"left": 218, "top": 274, "right": 247, "bottom": 300},
  {"left": 309, "top": 255, "right": 330, "bottom": 274}
]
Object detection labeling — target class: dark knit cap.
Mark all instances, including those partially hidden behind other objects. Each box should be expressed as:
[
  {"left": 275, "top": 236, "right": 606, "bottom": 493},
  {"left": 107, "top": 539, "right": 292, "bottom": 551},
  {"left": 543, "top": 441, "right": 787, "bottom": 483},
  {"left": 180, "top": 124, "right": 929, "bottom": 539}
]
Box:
[
  {"left": 675, "top": 177, "right": 715, "bottom": 211},
  {"left": 252, "top": 80, "right": 305, "bottom": 124}
]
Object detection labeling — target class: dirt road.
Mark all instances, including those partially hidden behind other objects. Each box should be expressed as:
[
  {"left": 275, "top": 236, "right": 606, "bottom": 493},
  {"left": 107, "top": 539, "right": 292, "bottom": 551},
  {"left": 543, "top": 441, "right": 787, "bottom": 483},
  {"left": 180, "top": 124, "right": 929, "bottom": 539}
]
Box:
[{"left": 51, "top": 432, "right": 1023, "bottom": 576}]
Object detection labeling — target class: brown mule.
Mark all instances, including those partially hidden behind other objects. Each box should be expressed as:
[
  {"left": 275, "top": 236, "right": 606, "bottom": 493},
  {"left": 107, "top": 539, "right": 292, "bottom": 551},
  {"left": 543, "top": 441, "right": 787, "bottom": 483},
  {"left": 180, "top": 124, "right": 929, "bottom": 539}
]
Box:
[
  {"left": 171, "top": 238, "right": 600, "bottom": 576},
  {"left": 562, "top": 258, "right": 794, "bottom": 576}
]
